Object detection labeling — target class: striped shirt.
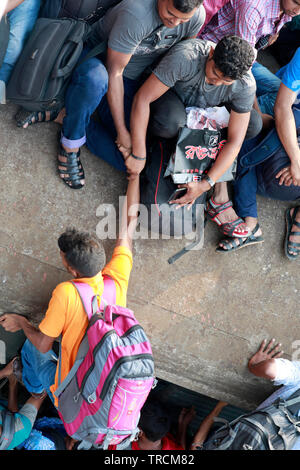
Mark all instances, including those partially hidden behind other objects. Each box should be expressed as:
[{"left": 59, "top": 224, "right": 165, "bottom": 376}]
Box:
[{"left": 199, "top": 0, "right": 292, "bottom": 47}]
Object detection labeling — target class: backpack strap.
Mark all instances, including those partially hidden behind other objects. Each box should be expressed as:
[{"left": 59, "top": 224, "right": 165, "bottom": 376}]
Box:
[
  {"left": 239, "top": 106, "right": 300, "bottom": 169},
  {"left": 55, "top": 276, "right": 116, "bottom": 394},
  {"left": 0, "top": 410, "right": 15, "bottom": 450}
]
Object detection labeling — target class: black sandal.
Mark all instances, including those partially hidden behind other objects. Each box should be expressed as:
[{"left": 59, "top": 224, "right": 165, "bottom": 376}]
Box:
[
  {"left": 285, "top": 206, "right": 300, "bottom": 260},
  {"left": 15, "top": 107, "right": 60, "bottom": 128},
  {"left": 216, "top": 223, "right": 264, "bottom": 253},
  {"left": 58, "top": 144, "right": 85, "bottom": 190}
]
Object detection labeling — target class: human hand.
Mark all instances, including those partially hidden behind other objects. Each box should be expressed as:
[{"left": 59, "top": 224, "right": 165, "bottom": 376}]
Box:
[
  {"left": 179, "top": 406, "right": 197, "bottom": 427},
  {"left": 248, "top": 339, "right": 283, "bottom": 369},
  {"left": 115, "top": 130, "right": 132, "bottom": 160},
  {"left": 169, "top": 181, "right": 209, "bottom": 209},
  {"left": 276, "top": 163, "right": 300, "bottom": 186},
  {"left": 124, "top": 154, "right": 146, "bottom": 180},
  {"left": 268, "top": 33, "right": 279, "bottom": 47},
  {"left": 0, "top": 313, "right": 24, "bottom": 332}
]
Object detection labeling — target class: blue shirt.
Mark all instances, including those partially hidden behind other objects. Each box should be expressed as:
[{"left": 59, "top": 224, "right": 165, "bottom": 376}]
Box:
[{"left": 277, "top": 47, "right": 300, "bottom": 95}]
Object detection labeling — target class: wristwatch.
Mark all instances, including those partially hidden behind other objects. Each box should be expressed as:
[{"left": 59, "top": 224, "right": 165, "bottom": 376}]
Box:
[{"left": 203, "top": 174, "right": 215, "bottom": 188}]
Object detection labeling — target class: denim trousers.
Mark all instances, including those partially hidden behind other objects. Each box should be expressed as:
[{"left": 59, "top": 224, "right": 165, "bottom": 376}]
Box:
[
  {"left": 0, "top": 0, "right": 41, "bottom": 83},
  {"left": 85, "top": 75, "right": 144, "bottom": 172},
  {"left": 21, "top": 339, "right": 57, "bottom": 404},
  {"left": 252, "top": 61, "right": 282, "bottom": 117},
  {"left": 61, "top": 48, "right": 109, "bottom": 149},
  {"left": 233, "top": 136, "right": 300, "bottom": 219}
]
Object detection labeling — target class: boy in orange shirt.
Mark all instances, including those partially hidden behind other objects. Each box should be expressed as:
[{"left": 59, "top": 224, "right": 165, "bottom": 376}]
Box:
[{"left": 0, "top": 176, "right": 140, "bottom": 406}]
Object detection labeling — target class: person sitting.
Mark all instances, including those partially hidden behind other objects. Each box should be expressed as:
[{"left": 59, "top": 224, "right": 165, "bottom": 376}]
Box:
[
  {"left": 129, "top": 35, "right": 261, "bottom": 239},
  {"left": 0, "top": 356, "right": 46, "bottom": 450},
  {"left": 217, "top": 47, "right": 300, "bottom": 258},
  {"left": 17, "top": 0, "right": 205, "bottom": 190},
  {"left": 198, "top": 0, "right": 300, "bottom": 114},
  {"left": 0, "top": 0, "right": 41, "bottom": 104},
  {"left": 0, "top": 175, "right": 140, "bottom": 409},
  {"left": 109, "top": 399, "right": 186, "bottom": 450}
]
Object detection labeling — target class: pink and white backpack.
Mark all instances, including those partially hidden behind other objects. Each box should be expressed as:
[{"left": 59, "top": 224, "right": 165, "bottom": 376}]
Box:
[{"left": 54, "top": 276, "right": 156, "bottom": 450}]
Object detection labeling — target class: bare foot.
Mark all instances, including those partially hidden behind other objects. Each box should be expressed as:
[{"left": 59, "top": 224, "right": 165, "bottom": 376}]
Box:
[{"left": 54, "top": 108, "right": 66, "bottom": 125}]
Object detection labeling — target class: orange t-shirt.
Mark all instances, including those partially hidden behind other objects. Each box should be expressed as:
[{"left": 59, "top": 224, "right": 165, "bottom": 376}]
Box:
[{"left": 39, "top": 245, "right": 133, "bottom": 406}]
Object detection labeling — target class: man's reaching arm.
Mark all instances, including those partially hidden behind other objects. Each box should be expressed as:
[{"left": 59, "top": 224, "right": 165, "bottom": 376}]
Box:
[
  {"left": 274, "top": 83, "right": 300, "bottom": 186},
  {"left": 115, "top": 175, "right": 140, "bottom": 252},
  {"left": 0, "top": 314, "right": 54, "bottom": 353}
]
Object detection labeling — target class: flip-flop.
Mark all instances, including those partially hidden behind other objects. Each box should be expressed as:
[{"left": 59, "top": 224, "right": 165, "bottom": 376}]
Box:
[
  {"left": 284, "top": 206, "right": 300, "bottom": 261},
  {"left": 216, "top": 223, "right": 264, "bottom": 253}
]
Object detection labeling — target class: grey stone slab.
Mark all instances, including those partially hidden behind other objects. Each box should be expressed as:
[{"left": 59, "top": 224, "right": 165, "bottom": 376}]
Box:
[{"left": 1, "top": 91, "right": 299, "bottom": 410}]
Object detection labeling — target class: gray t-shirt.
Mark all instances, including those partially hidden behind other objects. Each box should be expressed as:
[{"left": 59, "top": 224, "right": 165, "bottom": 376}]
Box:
[
  {"left": 87, "top": 0, "right": 206, "bottom": 80},
  {"left": 153, "top": 39, "right": 256, "bottom": 113}
]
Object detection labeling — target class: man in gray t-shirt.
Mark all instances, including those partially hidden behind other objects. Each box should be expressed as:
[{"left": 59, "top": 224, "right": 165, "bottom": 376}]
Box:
[
  {"left": 55, "top": 0, "right": 205, "bottom": 190},
  {"left": 130, "top": 36, "right": 262, "bottom": 240}
]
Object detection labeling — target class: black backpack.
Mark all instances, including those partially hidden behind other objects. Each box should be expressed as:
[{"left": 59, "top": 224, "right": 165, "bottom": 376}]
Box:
[
  {"left": 6, "top": 17, "right": 107, "bottom": 111},
  {"left": 40, "top": 0, "right": 122, "bottom": 24},
  {"left": 202, "top": 388, "right": 300, "bottom": 450},
  {"left": 140, "top": 138, "right": 206, "bottom": 262}
]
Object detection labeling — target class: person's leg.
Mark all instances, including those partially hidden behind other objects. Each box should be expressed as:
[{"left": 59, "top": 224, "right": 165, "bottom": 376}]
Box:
[
  {"left": 251, "top": 62, "right": 281, "bottom": 118},
  {"left": 86, "top": 76, "right": 142, "bottom": 171},
  {"left": 257, "top": 151, "right": 300, "bottom": 258},
  {"left": 252, "top": 61, "right": 282, "bottom": 98},
  {"left": 0, "top": 0, "right": 41, "bottom": 84},
  {"left": 54, "top": 50, "right": 108, "bottom": 188},
  {"left": 148, "top": 89, "right": 187, "bottom": 139},
  {"left": 21, "top": 339, "right": 57, "bottom": 404}
]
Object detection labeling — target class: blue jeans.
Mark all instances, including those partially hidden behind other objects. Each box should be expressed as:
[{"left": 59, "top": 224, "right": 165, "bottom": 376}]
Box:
[
  {"left": 61, "top": 48, "right": 108, "bottom": 149},
  {"left": 0, "top": 0, "right": 41, "bottom": 83},
  {"left": 252, "top": 61, "right": 282, "bottom": 117},
  {"left": 234, "top": 136, "right": 300, "bottom": 219},
  {"left": 21, "top": 339, "right": 57, "bottom": 405},
  {"left": 86, "top": 76, "right": 143, "bottom": 172}
]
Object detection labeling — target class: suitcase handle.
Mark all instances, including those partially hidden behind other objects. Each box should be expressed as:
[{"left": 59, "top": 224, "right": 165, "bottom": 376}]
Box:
[{"left": 52, "top": 40, "right": 83, "bottom": 79}]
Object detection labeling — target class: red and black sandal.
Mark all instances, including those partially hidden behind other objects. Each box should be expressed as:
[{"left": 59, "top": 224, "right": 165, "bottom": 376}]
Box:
[{"left": 206, "top": 197, "right": 250, "bottom": 238}]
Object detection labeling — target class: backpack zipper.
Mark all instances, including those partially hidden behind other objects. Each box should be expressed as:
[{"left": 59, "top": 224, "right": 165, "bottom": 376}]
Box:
[
  {"left": 239, "top": 418, "right": 270, "bottom": 449},
  {"left": 99, "top": 353, "right": 154, "bottom": 401},
  {"left": 121, "top": 324, "right": 144, "bottom": 338},
  {"left": 79, "top": 329, "right": 116, "bottom": 392}
]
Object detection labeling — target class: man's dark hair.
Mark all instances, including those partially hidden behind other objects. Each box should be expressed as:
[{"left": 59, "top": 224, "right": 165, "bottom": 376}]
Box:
[
  {"left": 58, "top": 228, "right": 106, "bottom": 277},
  {"left": 213, "top": 35, "right": 255, "bottom": 80},
  {"left": 138, "top": 400, "right": 171, "bottom": 442},
  {"left": 172, "top": 0, "right": 203, "bottom": 13}
]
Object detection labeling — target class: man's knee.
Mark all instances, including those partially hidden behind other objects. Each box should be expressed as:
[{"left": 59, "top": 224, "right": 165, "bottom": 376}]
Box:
[
  {"left": 74, "top": 59, "right": 108, "bottom": 96},
  {"left": 149, "top": 92, "right": 186, "bottom": 139}
]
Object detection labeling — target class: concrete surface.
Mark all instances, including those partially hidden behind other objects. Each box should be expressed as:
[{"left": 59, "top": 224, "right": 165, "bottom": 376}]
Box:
[{"left": 0, "top": 57, "right": 299, "bottom": 411}]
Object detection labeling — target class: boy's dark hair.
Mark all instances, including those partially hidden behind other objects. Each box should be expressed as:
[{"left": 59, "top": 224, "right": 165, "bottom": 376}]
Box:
[
  {"left": 138, "top": 400, "right": 171, "bottom": 442},
  {"left": 172, "top": 0, "right": 203, "bottom": 13},
  {"left": 58, "top": 228, "right": 106, "bottom": 277},
  {"left": 213, "top": 35, "right": 255, "bottom": 80}
]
